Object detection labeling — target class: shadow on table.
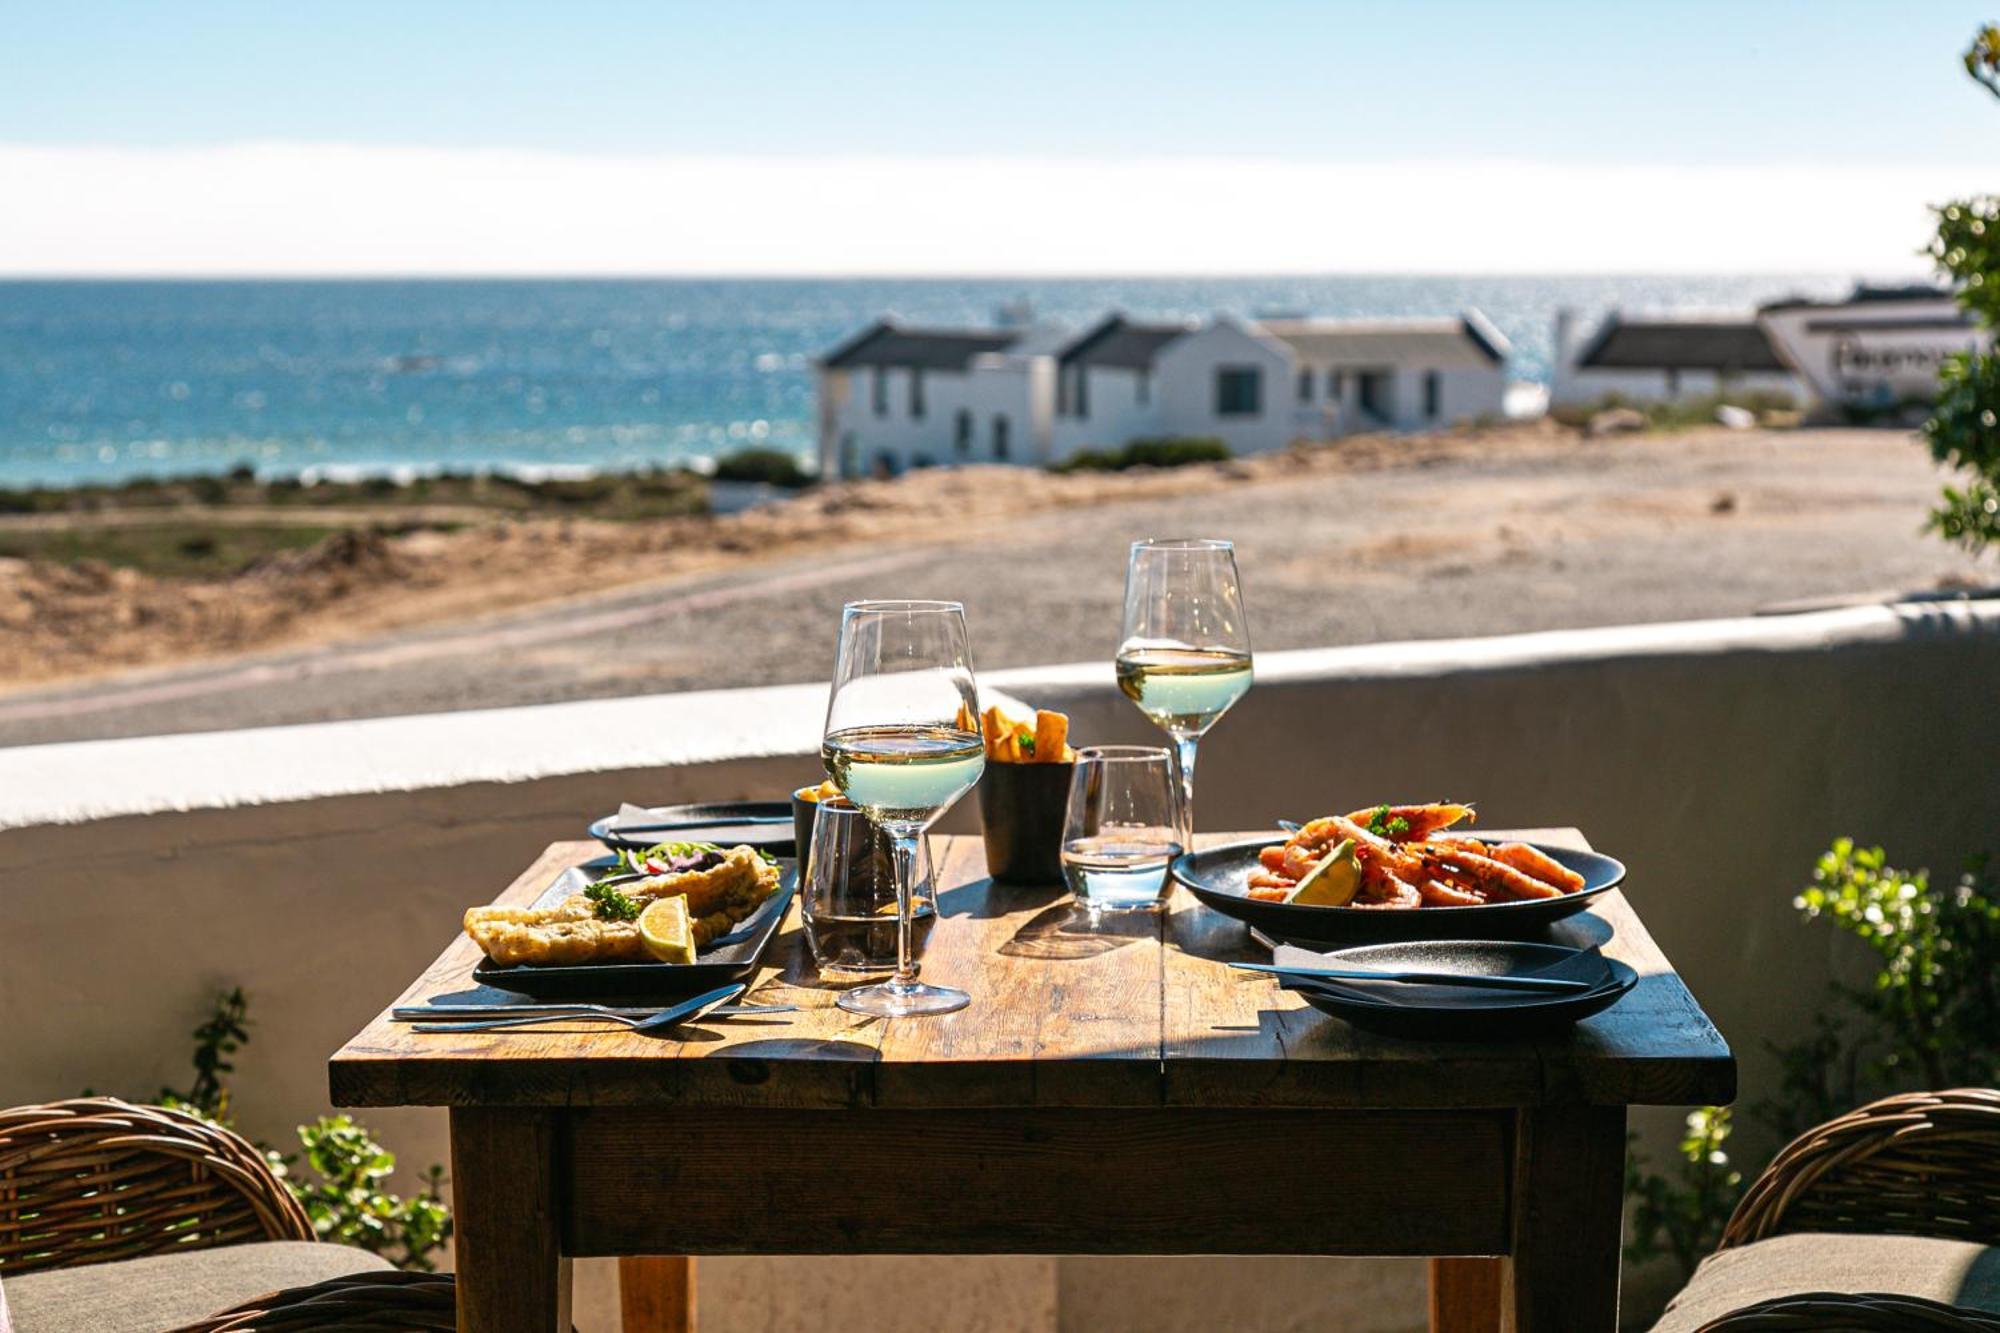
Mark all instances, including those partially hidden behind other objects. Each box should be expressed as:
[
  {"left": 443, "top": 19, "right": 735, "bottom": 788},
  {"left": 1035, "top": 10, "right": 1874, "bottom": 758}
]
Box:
[
  {"left": 936, "top": 875, "right": 1068, "bottom": 920},
  {"left": 1000, "top": 900, "right": 1155, "bottom": 960}
]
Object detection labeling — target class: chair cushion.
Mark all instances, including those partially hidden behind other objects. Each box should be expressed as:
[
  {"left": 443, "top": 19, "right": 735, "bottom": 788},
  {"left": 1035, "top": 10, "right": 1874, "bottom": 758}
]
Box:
[
  {"left": 1651, "top": 1232, "right": 2000, "bottom": 1332},
  {"left": 1, "top": 1241, "right": 393, "bottom": 1333}
]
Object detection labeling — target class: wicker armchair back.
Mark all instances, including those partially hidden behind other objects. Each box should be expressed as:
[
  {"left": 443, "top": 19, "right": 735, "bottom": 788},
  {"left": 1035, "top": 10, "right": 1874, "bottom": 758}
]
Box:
[
  {"left": 1722, "top": 1088, "right": 2000, "bottom": 1250},
  {"left": 0, "top": 1098, "right": 313, "bottom": 1276}
]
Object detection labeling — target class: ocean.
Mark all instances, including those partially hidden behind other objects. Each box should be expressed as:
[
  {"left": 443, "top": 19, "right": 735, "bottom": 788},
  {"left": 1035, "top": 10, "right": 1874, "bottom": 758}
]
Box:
[{"left": 0, "top": 275, "right": 1855, "bottom": 488}]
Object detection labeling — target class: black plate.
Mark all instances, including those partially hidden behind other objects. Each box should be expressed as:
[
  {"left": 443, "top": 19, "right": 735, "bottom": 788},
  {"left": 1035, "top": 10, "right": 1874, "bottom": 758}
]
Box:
[
  {"left": 1173, "top": 836, "right": 1625, "bottom": 943},
  {"left": 471, "top": 857, "right": 796, "bottom": 999},
  {"left": 589, "top": 800, "right": 796, "bottom": 857},
  {"left": 1282, "top": 941, "right": 1637, "bottom": 1040}
]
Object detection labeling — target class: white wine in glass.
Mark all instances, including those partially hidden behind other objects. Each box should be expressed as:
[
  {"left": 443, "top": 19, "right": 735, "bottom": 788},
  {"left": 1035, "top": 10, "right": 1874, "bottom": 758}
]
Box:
[
  {"left": 821, "top": 600, "right": 984, "bottom": 1017},
  {"left": 1116, "top": 539, "right": 1252, "bottom": 839}
]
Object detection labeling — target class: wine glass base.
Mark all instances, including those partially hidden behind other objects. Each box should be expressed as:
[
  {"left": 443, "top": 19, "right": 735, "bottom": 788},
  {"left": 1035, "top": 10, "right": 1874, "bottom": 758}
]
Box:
[{"left": 836, "top": 980, "right": 970, "bottom": 1017}]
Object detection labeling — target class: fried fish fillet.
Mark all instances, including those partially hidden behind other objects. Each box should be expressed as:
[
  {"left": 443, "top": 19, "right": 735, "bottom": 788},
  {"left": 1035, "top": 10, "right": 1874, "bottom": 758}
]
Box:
[{"left": 465, "top": 845, "right": 779, "bottom": 968}]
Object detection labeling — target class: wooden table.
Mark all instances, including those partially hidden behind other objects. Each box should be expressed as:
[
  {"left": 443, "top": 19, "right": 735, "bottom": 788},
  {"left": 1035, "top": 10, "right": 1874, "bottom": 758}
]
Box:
[{"left": 330, "top": 830, "right": 1733, "bottom": 1333}]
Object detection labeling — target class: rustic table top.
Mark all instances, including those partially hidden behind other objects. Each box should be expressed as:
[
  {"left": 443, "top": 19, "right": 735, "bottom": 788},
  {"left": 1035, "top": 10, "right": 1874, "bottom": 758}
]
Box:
[{"left": 329, "top": 829, "right": 1734, "bottom": 1112}]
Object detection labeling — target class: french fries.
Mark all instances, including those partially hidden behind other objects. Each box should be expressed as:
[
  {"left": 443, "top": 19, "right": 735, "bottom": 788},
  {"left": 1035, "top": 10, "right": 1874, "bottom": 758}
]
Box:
[{"left": 978, "top": 703, "right": 1075, "bottom": 763}]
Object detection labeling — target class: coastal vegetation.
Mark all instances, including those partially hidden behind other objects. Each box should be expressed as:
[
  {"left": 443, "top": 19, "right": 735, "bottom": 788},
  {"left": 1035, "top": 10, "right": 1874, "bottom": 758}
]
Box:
[
  {"left": 1051, "top": 436, "right": 1233, "bottom": 473},
  {"left": 711, "top": 446, "right": 813, "bottom": 488},
  {"left": 1548, "top": 390, "right": 1799, "bottom": 434}
]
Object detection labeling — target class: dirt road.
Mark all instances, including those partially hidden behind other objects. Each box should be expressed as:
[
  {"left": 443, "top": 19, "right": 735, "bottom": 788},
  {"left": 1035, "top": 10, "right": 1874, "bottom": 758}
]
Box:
[{"left": 0, "top": 427, "right": 1986, "bottom": 748}]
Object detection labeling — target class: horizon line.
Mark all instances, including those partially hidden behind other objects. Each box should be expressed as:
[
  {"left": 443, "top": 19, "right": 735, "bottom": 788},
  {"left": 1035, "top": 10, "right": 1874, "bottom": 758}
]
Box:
[{"left": 0, "top": 267, "right": 1925, "bottom": 283}]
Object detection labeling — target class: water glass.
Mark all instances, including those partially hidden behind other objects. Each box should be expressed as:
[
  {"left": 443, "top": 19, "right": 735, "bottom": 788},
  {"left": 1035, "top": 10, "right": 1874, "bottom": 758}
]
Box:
[
  {"left": 802, "top": 796, "right": 937, "bottom": 977},
  {"left": 1060, "top": 746, "right": 1183, "bottom": 912}
]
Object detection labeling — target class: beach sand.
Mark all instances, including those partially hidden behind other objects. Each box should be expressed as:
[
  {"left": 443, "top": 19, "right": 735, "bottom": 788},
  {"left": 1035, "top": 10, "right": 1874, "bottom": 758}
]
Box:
[{"left": 0, "top": 423, "right": 1987, "bottom": 746}]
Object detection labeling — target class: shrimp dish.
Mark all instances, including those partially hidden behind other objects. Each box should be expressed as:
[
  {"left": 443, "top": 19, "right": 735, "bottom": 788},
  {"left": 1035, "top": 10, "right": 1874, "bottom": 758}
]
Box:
[{"left": 1248, "top": 803, "right": 1587, "bottom": 909}]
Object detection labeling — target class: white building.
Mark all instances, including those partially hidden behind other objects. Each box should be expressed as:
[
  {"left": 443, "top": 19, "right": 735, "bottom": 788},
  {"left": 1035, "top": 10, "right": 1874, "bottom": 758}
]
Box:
[
  {"left": 1260, "top": 313, "right": 1512, "bottom": 437},
  {"left": 1551, "top": 312, "right": 1801, "bottom": 407},
  {"left": 816, "top": 319, "right": 1060, "bottom": 478},
  {"left": 1758, "top": 285, "right": 1987, "bottom": 414},
  {"left": 817, "top": 309, "right": 1512, "bottom": 477},
  {"left": 1550, "top": 285, "right": 1988, "bottom": 416}
]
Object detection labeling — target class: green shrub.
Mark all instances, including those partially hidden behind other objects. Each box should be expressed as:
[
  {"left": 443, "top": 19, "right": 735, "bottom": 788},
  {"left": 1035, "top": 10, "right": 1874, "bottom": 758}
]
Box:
[
  {"left": 1052, "top": 437, "right": 1232, "bottom": 473},
  {"left": 713, "top": 448, "right": 811, "bottom": 487},
  {"left": 137, "top": 988, "right": 453, "bottom": 1271},
  {"left": 1625, "top": 839, "right": 1999, "bottom": 1282}
]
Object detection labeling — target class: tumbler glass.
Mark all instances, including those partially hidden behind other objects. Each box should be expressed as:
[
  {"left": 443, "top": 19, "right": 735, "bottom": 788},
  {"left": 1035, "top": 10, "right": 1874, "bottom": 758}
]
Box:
[{"left": 802, "top": 797, "right": 937, "bottom": 977}]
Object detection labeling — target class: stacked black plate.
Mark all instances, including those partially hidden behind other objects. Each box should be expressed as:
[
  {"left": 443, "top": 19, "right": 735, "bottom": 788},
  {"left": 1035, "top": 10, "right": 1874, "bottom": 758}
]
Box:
[
  {"left": 1271, "top": 940, "right": 1636, "bottom": 1040},
  {"left": 589, "top": 800, "right": 796, "bottom": 857}
]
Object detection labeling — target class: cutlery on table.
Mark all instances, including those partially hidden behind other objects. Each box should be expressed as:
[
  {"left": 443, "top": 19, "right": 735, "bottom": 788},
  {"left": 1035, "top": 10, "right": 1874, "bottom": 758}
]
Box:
[
  {"left": 1230, "top": 961, "right": 1595, "bottom": 995},
  {"left": 411, "top": 983, "right": 755, "bottom": 1033},
  {"left": 392, "top": 1000, "right": 795, "bottom": 1022}
]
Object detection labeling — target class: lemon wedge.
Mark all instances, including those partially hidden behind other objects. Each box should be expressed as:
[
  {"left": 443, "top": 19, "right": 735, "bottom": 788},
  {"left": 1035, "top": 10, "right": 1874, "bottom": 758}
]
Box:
[
  {"left": 638, "top": 894, "right": 697, "bottom": 965},
  {"left": 1287, "top": 839, "right": 1361, "bottom": 907}
]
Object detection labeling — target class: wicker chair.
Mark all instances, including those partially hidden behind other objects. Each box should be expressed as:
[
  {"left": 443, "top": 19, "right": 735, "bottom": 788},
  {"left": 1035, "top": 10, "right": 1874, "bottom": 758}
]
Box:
[
  {"left": 0, "top": 1098, "right": 450, "bottom": 1332},
  {"left": 1652, "top": 1088, "right": 2000, "bottom": 1333}
]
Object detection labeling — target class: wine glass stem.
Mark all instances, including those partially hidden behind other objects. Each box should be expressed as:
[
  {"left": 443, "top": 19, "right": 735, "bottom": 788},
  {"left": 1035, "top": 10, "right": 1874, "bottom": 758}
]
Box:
[
  {"left": 1172, "top": 733, "right": 1199, "bottom": 844},
  {"left": 889, "top": 829, "right": 921, "bottom": 991}
]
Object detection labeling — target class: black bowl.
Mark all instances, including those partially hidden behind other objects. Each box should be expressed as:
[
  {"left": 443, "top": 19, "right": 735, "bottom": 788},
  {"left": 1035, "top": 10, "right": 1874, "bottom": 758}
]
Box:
[{"left": 1172, "top": 836, "right": 1626, "bottom": 944}]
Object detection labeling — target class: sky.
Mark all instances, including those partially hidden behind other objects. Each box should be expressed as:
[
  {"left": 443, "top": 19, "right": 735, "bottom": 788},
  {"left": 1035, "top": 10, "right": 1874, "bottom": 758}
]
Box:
[{"left": 1, "top": 0, "right": 1995, "bottom": 276}]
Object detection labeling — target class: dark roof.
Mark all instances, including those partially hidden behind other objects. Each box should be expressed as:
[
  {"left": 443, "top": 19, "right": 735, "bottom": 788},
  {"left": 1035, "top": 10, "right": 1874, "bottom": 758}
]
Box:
[
  {"left": 819, "top": 320, "right": 1020, "bottom": 371},
  {"left": 1056, "top": 314, "right": 1192, "bottom": 370},
  {"left": 1574, "top": 316, "right": 1787, "bottom": 373}
]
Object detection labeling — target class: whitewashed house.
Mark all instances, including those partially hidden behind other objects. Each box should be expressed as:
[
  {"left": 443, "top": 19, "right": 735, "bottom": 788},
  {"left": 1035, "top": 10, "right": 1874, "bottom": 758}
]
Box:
[
  {"left": 815, "top": 320, "right": 1062, "bottom": 477},
  {"left": 1549, "top": 286, "right": 1989, "bottom": 415},
  {"left": 1550, "top": 311, "right": 1800, "bottom": 407},
  {"left": 1259, "top": 313, "right": 1511, "bottom": 437},
  {"left": 1050, "top": 315, "right": 1194, "bottom": 460},
  {"left": 818, "top": 309, "right": 1513, "bottom": 476}
]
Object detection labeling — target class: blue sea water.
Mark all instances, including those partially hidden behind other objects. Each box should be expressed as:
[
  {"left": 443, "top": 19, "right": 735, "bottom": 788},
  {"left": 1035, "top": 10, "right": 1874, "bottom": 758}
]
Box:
[{"left": 0, "top": 275, "right": 1854, "bottom": 488}]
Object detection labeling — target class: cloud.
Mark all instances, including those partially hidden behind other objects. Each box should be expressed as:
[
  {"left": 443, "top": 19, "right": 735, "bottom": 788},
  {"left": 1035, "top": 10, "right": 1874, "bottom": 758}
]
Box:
[{"left": 0, "top": 142, "right": 1976, "bottom": 276}]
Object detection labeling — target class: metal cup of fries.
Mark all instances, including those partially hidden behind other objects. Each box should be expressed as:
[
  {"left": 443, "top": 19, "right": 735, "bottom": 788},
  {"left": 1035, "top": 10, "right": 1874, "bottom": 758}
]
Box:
[{"left": 974, "top": 703, "right": 1077, "bottom": 885}]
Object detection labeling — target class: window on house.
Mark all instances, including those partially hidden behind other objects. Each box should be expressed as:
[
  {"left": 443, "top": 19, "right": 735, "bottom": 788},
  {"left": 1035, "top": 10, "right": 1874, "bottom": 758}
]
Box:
[
  {"left": 992, "top": 414, "right": 1011, "bottom": 460},
  {"left": 1424, "top": 371, "right": 1441, "bottom": 420},
  {"left": 1056, "top": 367, "right": 1072, "bottom": 416},
  {"left": 1297, "top": 369, "right": 1313, "bottom": 403},
  {"left": 909, "top": 368, "right": 925, "bottom": 419},
  {"left": 1327, "top": 369, "right": 1344, "bottom": 400},
  {"left": 953, "top": 409, "right": 973, "bottom": 458},
  {"left": 1135, "top": 370, "right": 1150, "bottom": 405},
  {"left": 1215, "top": 366, "right": 1262, "bottom": 417},
  {"left": 871, "top": 367, "right": 887, "bottom": 417}
]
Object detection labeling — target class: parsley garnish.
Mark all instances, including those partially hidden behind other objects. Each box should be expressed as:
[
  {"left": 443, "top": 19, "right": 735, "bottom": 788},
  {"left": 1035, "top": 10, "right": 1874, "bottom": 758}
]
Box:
[
  {"left": 1365, "top": 805, "right": 1412, "bottom": 838},
  {"left": 585, "top": 881, "right": 642, "bottom": 921},
  {"left": 1019, "top": 734, "right": 1036, "bottom": 757}
]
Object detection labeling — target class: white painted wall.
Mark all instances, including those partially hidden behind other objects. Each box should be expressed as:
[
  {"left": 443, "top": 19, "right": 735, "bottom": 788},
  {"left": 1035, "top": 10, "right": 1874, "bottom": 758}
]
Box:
[
  {"left": 819, "top": 360, "right": 1045, "bottom": 476},
  {"left": 1049, "top": 365, "right": 1163, "bottom": 462},
  {"left": 1152, "top": 319, "right": 1296, "bottom": 455},
  {"left": 1553, "top": 366, "right": 1802, "bottom": 408},
  {"left": 5, "top": 600, "right": 1998, "bottom": 1327},
  {"left": 1289, "top": 361, "right": 1506, "bottom": 440}
]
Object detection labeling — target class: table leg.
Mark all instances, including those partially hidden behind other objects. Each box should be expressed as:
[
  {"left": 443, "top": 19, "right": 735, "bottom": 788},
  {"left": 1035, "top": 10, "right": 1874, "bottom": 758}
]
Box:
[
  {"left": 450, "top": 1107, "right": 572, "bottom": 1333},
  {"left": 1508, "top": 1104, "right": 1626, "bottom": 1332},
  {"left": 620, "top": 1256, "right": 695, "bottom": 1332},
  {"left": 1429, "top": 1257, "right": 1504, "bottom": 1333}
]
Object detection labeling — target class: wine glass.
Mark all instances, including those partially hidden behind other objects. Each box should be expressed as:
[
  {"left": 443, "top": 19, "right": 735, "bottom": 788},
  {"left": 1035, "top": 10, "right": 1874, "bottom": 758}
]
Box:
[
  {"left": 1116, "top": 538, "right": 1252, "bottom": 841},
  {"left": 821, "top": 599, "right": 984, "bottom": 1017}
]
